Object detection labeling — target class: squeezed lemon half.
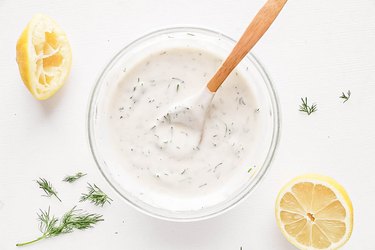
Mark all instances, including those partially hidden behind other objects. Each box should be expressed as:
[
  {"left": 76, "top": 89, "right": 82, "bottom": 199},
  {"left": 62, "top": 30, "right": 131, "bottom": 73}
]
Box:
[
  {"left": 16, "top": 14, "right": 72, "bottom": 100},
  {"left": 275, "top": 174, "right": 353, "bottom": 250}
]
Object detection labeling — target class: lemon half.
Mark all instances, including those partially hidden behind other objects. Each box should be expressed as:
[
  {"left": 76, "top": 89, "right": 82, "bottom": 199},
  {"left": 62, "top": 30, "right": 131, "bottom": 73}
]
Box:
[
  {"left": 275, "top": 174, "right": 353, "bottom": 249},
  {"left": 16, "top": 14, "right": 72, "bottom": 100}
]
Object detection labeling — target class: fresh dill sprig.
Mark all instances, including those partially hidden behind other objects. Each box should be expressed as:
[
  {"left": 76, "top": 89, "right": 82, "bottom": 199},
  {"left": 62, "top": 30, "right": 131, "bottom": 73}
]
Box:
[
  {"left": 299, "top": 97, "right": 317, "bottom": 115},
  {"left": 80, "top": 183, "right": 112, "bottom": 206},
  {"left": 36, "top": 178, "right": 61, "bottom": 202},
  {"left": 63, "top": 172, "right": 86, "bottom": 183},
  {"left": 16, "top": 206, "right": 103, "bottom": 247},
  {"left": 339, "top": 90, "right": 351, "bottom": 103}
]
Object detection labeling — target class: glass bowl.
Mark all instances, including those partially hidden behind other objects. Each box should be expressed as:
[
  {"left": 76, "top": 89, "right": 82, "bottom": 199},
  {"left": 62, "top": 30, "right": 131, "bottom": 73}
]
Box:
[{"left": 88, "top": 27, "right": 280, "bottom": 221}]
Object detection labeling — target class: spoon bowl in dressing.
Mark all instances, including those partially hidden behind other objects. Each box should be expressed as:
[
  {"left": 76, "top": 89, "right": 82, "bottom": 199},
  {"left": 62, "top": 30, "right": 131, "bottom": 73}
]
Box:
[{"left": 152, "top": 87, "right": 213, "bottom": 158}]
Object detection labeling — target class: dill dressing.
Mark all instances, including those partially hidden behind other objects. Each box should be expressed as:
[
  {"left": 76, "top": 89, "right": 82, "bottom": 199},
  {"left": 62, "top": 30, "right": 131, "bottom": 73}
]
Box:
[{"left": 105, "top": 47, "right": 262, "bottom": 211}]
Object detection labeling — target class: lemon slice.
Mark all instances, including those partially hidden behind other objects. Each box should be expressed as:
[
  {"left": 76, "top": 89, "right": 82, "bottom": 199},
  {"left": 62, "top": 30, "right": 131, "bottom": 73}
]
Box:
[
  {"left": 16, "top": 14, "right": 72, "bottom": 100},
  {"left": 275, "top": 174, "right": 353, "bottom": 250}
]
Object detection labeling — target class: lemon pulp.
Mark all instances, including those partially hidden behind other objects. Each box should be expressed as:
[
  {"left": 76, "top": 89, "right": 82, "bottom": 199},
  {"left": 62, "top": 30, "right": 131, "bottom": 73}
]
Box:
[
  {"left": 275, "top": 174, "right": 353, "bottom": 250},
  {"left": 16, "top": 14, "right": 72, "bottom": 100}
]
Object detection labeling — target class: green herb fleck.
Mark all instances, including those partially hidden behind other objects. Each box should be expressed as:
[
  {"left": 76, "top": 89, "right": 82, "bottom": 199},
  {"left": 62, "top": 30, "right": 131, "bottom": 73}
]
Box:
[
  {"left": 213, "top": 162, "right": 223, "bottom": 172},
  {"left": 248, "top": 166, "right": 256, "bottom": 173},
  {"left": 299, "top": 97, "right": 317, "bottom": 115},
  {"left": 63, "top": 172, "right": 86, "bottom": 183},
  {"left": 16, "top": 206, "right": 103, "bottom": 247},
  {"left": 36, "top": 178, "right": 61, "bottom": 202},
  {"left": 163, "top": 113, "right": 171, "bottom": 123},
  {"left": 80, "top": 184, "right": 112, "bottom": 207},
  {"left": 171, "top": 77, "right": 184, "bottom": 84},
  {"left": 339, "top": 90, "right": 351, "bottom": 103},
  {"left": 198, "top": 183, "right": 207, "bottom": 188}
]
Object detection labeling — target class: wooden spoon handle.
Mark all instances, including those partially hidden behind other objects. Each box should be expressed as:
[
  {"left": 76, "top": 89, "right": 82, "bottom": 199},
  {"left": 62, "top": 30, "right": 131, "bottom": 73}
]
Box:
[{"left": 207, "top": 0, "right": 287, "bottom": 92}]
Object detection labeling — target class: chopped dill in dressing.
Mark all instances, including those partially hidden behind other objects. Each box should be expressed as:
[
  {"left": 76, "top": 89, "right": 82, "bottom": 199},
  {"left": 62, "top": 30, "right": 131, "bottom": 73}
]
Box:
[{"left": 105, "top": 47, "right": 263, "bottom": 211}]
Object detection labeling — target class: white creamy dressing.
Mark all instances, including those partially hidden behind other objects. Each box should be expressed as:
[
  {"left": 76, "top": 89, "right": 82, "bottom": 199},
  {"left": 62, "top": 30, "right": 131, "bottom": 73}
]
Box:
[{"left": 106, "top": 48, "right": 261, "bottom": 211}]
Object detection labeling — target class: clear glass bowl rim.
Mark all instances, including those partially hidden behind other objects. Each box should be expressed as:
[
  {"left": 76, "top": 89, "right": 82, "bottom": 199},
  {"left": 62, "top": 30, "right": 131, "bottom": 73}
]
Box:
[{"left": 87, "top": 26, "right": 281, "bottom": 222}]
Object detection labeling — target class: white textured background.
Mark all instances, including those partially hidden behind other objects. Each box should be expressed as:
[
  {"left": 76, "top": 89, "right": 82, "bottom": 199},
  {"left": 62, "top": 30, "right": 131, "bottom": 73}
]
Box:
[{"left": 1, "top": 0, "right": 375, "bottom": 249}]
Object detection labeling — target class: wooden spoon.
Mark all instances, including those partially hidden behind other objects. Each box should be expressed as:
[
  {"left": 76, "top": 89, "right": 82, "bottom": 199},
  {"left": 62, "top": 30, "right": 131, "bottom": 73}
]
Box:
[
  {"left": 154, "top": 0, "right": 287, "bottom": 155},
  {"left": 207, "top": 0, "right": 288, "bottom": 92}
]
